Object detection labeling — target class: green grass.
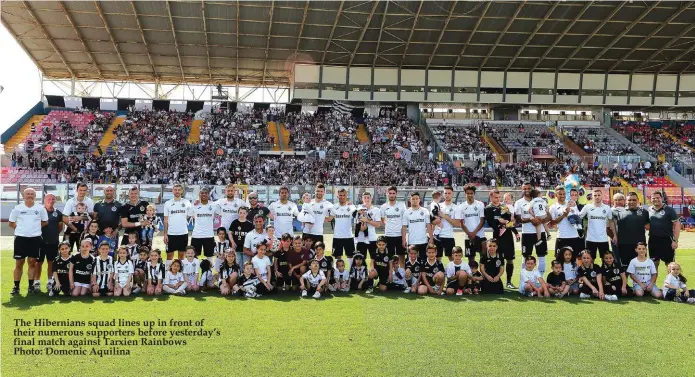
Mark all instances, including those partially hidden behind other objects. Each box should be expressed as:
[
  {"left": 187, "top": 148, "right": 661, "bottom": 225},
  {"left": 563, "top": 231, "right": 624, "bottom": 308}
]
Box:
[{"left": 2, "top": 232, "right": 695, "bottom": 377}]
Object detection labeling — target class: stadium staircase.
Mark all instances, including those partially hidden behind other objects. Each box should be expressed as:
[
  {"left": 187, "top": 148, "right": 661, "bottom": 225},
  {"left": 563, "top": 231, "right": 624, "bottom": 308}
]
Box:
[
  {"left": 356, "top": 124, "right": 369, "bottom": 143},
  {"left": 551, "top": 126, "right": 594, "bottom": 164},
  {"left": 3, "top": 115, "right": 44, "bottom": 153},
  {"left": 95, "top": 116, "right": 125, "bottom": 155},
  {"left": 187, "top": 119, "right": 203, "bottom": 144},
  {"left": 267, "top": 121, "right": 282, "bottom": 151},
  {"left": 482, "top": 132, "right": 512, "bottom": 163},
  {"left": 278, "top": 122, "right": 291, "bottom": 151}
]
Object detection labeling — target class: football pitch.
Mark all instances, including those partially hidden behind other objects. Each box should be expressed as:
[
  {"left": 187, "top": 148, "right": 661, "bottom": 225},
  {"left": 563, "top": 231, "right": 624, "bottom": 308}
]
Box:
[{"left": 2, "top": 232, "right": 695, "bottom": 377}]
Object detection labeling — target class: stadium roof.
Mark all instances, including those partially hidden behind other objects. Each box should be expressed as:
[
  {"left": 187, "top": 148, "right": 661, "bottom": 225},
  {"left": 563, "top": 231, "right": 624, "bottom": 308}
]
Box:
[{"left": 3, "top": 1, "right": 695, "bottom": 86}]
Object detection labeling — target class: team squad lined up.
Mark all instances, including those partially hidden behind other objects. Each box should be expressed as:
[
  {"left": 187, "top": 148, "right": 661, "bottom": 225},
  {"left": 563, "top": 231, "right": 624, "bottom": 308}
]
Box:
[{"left": 7, "top": 182, "right": 693, "bottom": 303}]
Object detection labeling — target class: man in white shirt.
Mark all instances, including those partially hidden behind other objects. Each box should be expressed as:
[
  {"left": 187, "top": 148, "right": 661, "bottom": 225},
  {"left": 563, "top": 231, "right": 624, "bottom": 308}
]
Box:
[
  {"left": 63, "top": 182, "right": 95, "bottom": 215},
  {"left": 355, "top": 192, "right": 381, "bottom": 259},
  {"left": 268, "top": 185, "right": 301, "bottom": 238},
  {"left": 9, "top": 188, "right": 49, "bottom": 295},
  {"left": 458, "top": 184, "right": 486, "bottom": 264},
  {"left": 329, "top": 188, "right": 357, "bottom": 267},
  {"left": 163, "top": 183, "right": 192, "bottom": 267},
  {"left": 381, "top": 186, "right": 407, "bottom": 265},
  {"left": 549, "top": 185, "right": 583, "bottom": 260},
  {"left": 435, "top": 186, "right": 459, "bottom": 261},
  {"left": 190, "top": 187, "right": 221, "bottom": 263},
  {"left": 243, "top": 215, "right": 268, "bottom": 264},
  {"left": 401, "top": 192, "right": 433, "bottom": 260},
  {"left": 302, "top": 183, "right": 334, "bottom": 245},
  {"left": 579, "top": 188, "right": 616, "bottom": 261},
  {"left": 515, "top": 182, "right": 551, "bottom": 275},
  {"left": 215, "top": 183, "right": 246, "bottom": 230}
]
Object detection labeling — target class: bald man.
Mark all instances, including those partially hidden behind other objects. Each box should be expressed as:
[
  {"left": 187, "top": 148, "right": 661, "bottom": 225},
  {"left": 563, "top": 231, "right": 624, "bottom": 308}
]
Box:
[
  {"left": 9, "top": 188, "right": 48, "bottom": 295},
  {"left": 34, "top": 193, "right": 64, "bottom": 292}
]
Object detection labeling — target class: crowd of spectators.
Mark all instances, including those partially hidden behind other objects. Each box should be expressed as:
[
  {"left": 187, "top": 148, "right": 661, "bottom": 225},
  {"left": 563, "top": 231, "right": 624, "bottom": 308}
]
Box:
[
  {"left": 283, "top": 111, "right": 360, "bottom": 152},
  {"left": 431, "top": 125, "right": 491, "bottom": 159},
  {"left": 612, "top": 122, "right": 693, "bottom": 160},
  {"left": 484, "top": 123, "right": 568, "bottom": 161},
  {"left": 111, "top": 109, "right": 190, "bottom": 155},
  {"left": 198, "top": 109, "right": 271, "bottom": 154},
  {"left": 564, "top": 126, "right": 635, "bottom": 155}
]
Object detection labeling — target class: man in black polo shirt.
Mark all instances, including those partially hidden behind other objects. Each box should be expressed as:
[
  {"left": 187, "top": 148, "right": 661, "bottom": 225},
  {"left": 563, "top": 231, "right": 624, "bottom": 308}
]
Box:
[
  {"left": 93, "top": 185, "right": 122, "bottom": 233},
  {"left": 119, "top": 186, "right": 150, "bottom": 246},
  {"left": 247, "top": 192, "right": 270, "bottom": 220},
  {"left": 612, "top": 192, "right": 649, "bottom": 267},
  {"left": 35, "top": 193, "right": 63, "bottom": 293},
  {"left": 648, "top": 191, "right": 680, "bottom": 272}
]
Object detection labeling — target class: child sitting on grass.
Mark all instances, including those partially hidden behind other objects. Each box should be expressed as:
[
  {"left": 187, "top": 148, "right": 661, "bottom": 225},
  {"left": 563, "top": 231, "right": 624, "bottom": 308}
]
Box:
[
  {"left": 546, "top": 260, "right": 569, "bottom": 298},
  {"left": 300, "top": 259, "right": 327, "bottom": 299},
  {"left": 163, "top": 259, "right": 187, "bottom": 295},
  {"left": 663, "top": 262, "right": 695, "bottom": 304},
  {"left": 577, "top": 250, "right": 605, "bottom": 300},
  {"left": 518, "top": 256, "right": 549, "bottom": 297}
]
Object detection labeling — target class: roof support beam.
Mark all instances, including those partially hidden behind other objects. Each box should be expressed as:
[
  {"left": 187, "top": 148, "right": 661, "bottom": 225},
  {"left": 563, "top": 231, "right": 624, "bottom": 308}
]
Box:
[
  {"left": 130, "top": 1, "right": 157, "bottom": 79},
  {"left": 556, "top": 1, "right": 626, "bottom": 72},
  {"left": 505, "top": 2, "right": 558, "bottom": 71},
  {"left": 261, "top": 0, "right": 275, "bottom": 86},
  {"left": 453, "top": 2, "right": 491, "bottom": 69},
  {"left": 659, "top": 42, "right": 695, "bottom": 74},
  {"left": 582, "top": 1, "right": 659, "bottom": 73},
  {"left": 531, "top": 1, "right": 593, "bottom": 72},
  {"left": 320, "top": 1, "right": 345, "bottom": 66},
  {"left": 201, "top": 1, "right": 212, "bottom": 82},
  {"left": 399, "top": 1, "right": 423, "bottom": 69},
  {"left": 58, "top": 1, "right": 102, "bottom": 79},
  {"left": 631, "top": 12, "right": 695, "bottom": 73},
  {"left": 348, "top": 1, "right": 379, "bottom": 69},
  {"left": 23, "top": 1, "right": 75, "bottom": 78},
  {"left": 426, "top": 1, "right": 458, "bottom": 70},
  {"left": 609, "top": 1, "right": 693, "bottom": 73},
  {"left": 372, "top": 0, "right": 390, "bottom": 68},
  {"left": 165, "top": 1, "right": 186, "bottom": 83},
  {"left": 236, "top": 0, "right": 240, "bottom": 84},
  {"left": 288, "top": 0, "right": 310, "bottom": 81},
  {"left": 480, "top": 1, "right": 524, "bottom": 69},
  {"left": 94, "top": 1, "right": 130, "bottom": 78}
]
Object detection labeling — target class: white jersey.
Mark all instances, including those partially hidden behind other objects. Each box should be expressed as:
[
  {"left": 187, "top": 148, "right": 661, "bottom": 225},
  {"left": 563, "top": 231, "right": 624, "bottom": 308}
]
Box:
[
  {"left": 579, "top": 203, "right": 613, "bottom": 242},
  {"left": 626, "top": 257, "right": 657, "bottom": 285},
  {"left": 182, "top": 258, "right": 200, "bottom": 276},
  {"left": 457, "top": 200, "right": 485, "bottom": 238},
  {"left": 549, "top": 202, "right": 580, "bottom": 239},
  {"left": 437, "top": 202, "right": 457, "bottom": 239},
  {"left": 163, "top": 271, "right": 184, "bottom": 286},
  {"left": 163, "top": 198, "right": 192, "bottom": 236},
  {"left": 303, "top": 199, "right": 333, "bottom": 235},
  {"left": 191, "top": 202, "right": 221, "bottom": 239},
  {"left": 9, "top": 203, "right": 48, "bottom": 237},
  {"left": 334, "top": 268, "right": 350, "bottom": 283},
  {"left": 514, "top": 197, "right": 537, "bottom": 234},
  {"left": 402, "top": 207, "right": 431, "bottom": 245},
  {"left": 355, "top": 205, "right": 381, "bottom": 243},
  {"left": 562, "top": 262, "right": 577, "bottom": 282},
  {"left": 63, "top": 196, "right": 95, "bottom": 216},
  {"left": 518, "top": 269, "right": 542, "bottom": 294},
  {"left": 113, "top": 260, "right": 134, "bottom": 286},
  {"left": 215, "top": 197, "right": 246, "bottom": 229},
  {"left": 268, "top": 200, "right": 300, "bottom": 236},
  {"left": 445, "top": 261, "right": 472, "bottom": 279},
  {"left": 429, "top": 202, "right": 442, "bottom": 236},
  {"left": 302, "top": 270, "right": 326, "bottom": 287},
  {"left": 331, "top": 203, "right": 357, "bottom": 239},
  {"left": 252, "top": 255, "right": 272, "bottom": 280},
  {"left": 663, "top": 274, "right": 686, "bottom": 296},
  {"left": 243, "top": 230, "right": 267, "bottom": 255},
  {"left": 392, "top": 267, "right": 407, "bottom": 286},
  {"left": 530, "top": 197, "right": 548, "bottom": 217},
  {"left": 381, "top": 201, "right": 407, "bottom": 237}
]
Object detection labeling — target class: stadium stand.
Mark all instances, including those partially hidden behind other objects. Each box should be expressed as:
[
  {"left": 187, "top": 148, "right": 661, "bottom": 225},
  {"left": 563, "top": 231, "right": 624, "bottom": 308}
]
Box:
[
  {"left": 564, "top": 125, "right": 635, "bottom": 155},
  {"left": 483, "top": 122, "right": 567, "bottom": 162}
]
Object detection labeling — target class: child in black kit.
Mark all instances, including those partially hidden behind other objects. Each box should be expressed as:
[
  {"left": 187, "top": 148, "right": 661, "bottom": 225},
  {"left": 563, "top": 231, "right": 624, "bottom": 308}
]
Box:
[
  {"left": 546, "top": 260, "right": 569, "bottom": 298},
  {"left": 465, "top": 261, "right": 483, "bottom": 294}
]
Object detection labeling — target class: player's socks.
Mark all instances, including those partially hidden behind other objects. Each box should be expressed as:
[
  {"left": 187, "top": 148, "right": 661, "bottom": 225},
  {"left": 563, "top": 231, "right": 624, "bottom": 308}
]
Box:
[
  {"left": 506, "top": 263, "right": 514, "bottom": 284},
  {"left": 538, "top": 257, "right": 546, "bottom": 276},
  {"left": 166, "top": 259, "right": 172, "bottom": 270},
  {"left": 29, "top": 280, "right": 34, "bottom": 288},
  {"left": 14, "top": 281, "right": 20, "bottom": 289},
  {"left": 347, "top": 258, "right": 353, "bottom": 269}
]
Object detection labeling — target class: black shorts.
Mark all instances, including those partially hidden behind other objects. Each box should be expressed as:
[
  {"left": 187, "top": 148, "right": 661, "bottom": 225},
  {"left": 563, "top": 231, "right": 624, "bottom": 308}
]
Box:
[
  {"left": 618, "top": 243, "right": 638, "bottom": 267},
  {"left": 481, "top": 279, "right": 504, "bottom": 294},
  {"left": 357, "top": 241, "right": 377, "bottom": 260},
  {"left": 191, "top": 237, "right": 215, "bottom": 257},
  {"left": 465, "top": 237, "right": 487, "bottom": 259},
  {"left": 98, "top": 287, "right": 111, "bottom": 296},
  {"left": 555, "top": 237, "right": 584, "bottom": 259},
  {"left": 521, "top": 233, "right": 548, "bottom": 257},
  {"left": 497, "top": 232, "right": 516, "bottom": 261},
  {"left": 302, "top": 233, "right": 323, "bottom": 248},
  {"left": 413, "top": 243, "right": 428, "bottom": 261},
  {"left": 447, "top": 280, "right": 463, "bottom": 290},
  {"left": 332, "top": 238, "right": 356, "bottom": 257},
  {"left": 648, "top": 236, "right": 675, "bottom": 264},
  {"left": 38, "top": 243, "right": 59, "bottom": 263},
  {"left": 167, "top": 234, "right": 189, "bottom": 254},
  {"left": 14, "top": 236, "right": 42, "bottom": 260},
  {"left": 436, "top": 237, "right": 455, "bottom": 258},
  {"left": 385, "top": 236, "right": 405, "bottom": 256},
  {"left": 585, "top": 241, "right": 610, "bottom": 261}
]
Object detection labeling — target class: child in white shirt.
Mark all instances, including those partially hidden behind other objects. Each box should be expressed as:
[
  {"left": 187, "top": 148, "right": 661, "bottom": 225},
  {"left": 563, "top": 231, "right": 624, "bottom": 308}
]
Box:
[
  {"left": 663, "top": 262, "right": 695, "bottom": 303},
  {"left": 518, "top": 256, "right": 549, "bottom": 297}
]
